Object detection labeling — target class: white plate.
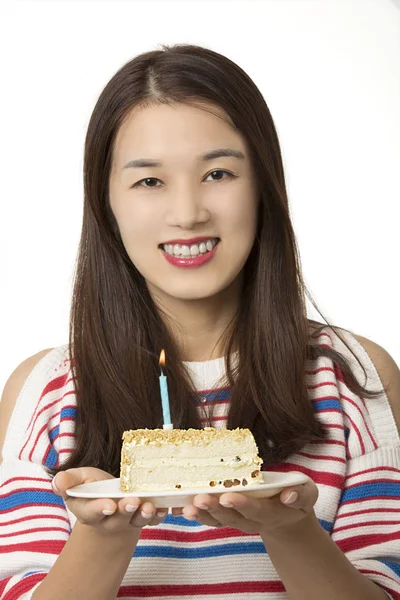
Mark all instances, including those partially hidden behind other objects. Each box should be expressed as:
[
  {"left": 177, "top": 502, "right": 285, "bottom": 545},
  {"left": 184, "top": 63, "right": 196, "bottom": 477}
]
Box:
[{"left": 66, "top": 472, "right": 309, "bottom": 508}]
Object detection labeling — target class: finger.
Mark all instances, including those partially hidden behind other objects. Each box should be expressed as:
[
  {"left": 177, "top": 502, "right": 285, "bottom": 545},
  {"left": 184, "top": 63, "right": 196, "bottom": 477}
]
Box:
[
  {"left": 148, "top": 508, "right": 169, "bottom": 526},
  {"left": 52, "top": 469, "right": 114, "bottom": 497},
  {"left": 64, "top": 497, "right": 119, "bottom": 525},
  {"left": 279, "top": 479, "right": 319, "bottom": 511},
  {"left": 217, "top": 491, "right": 268, "bottom": 523},
  {"left": 116, "top": 498, "right": 168, "bottom": 527},
  {"left": 182, "top": 505, "right": 223, "bottom": 528}
]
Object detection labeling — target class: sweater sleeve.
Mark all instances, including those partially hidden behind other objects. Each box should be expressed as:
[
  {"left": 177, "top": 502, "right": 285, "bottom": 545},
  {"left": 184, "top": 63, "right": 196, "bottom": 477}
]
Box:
[
  {"left": 0, "top": 347, "right": 75, "bottom": 600},
  {"left": 329, "top": 329, "right": 400, "bottom": 600}
]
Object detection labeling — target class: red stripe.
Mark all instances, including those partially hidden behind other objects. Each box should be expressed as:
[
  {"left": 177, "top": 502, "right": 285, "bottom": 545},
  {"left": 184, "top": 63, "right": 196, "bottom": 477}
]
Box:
[
  {"left": 305, "top": 366, "right": 335, "bottom": 376},
  {"left": 117, "top": 581, "right": 286, "bottom": 597},
  {"left": 333, "top": 519, "right": 400, "bottom": 534},
  {"left": 298, "top": 451, "right": 346, "bottom": 464},
  {"left": 346, "top": 466, "right": 400, "bottom": 481},
  {"left": 340, "top": 495, "right": 400, "bottom": 508},
  {"left": 335, "top": 530, "right": 400, "bottom": 553},
  {"left": 358, "top": 569, "right": 400, "bottom": 597},
  {"left": 28, "top": 405, "right": 77, "bottom": 461},
  {"left": 3, "top": 572, "right": 46, "bottom": 600},
  {"left": 307, "top": 381, "right": 338, "bottom": 391},
  {"left": 345, "top": 477, "right": 400, "bottom": 491},
  {"left": 0, "top": 577, "right": 12, "bottom": 596},
  {"left": 196, "top": 385, "right": 231, "bottom": 394},
  {"left": 141, "top": 526, "right": 257, "bottom": 543},
  {"left": 342, "top": 408, "right": 365, "bottom": 454},
  {"left": 310, "top": 438, "right": 346, "bottom": 447},
  {"left": 339, "top": 393, "right": 378, "bottom": 449},
  {"left": 0, "top": 485, "right": 55, "bottom": 500},
  {"left": 1, "top": 476, "right": 52, "bottom": 488},
  {"left": 267, "top": 462, "right": 344, "bottom": 488},
  {"left": 23, "top": 372, "right": 70, "bottom": 441},
  {"left": 335, "top": 507, "right": 400, "bottom": 521},
  {"left": 0, "top": 540, "right": 66, "bottom": 555},
  {"left": 20, "top": 389, "right": 75, "bottom": 460},
  {"left": 0, "top": 526, "right": 70, "bottom": 539},
  {"left": 0, "top": 513, "right": 70, "bottom": 527}
]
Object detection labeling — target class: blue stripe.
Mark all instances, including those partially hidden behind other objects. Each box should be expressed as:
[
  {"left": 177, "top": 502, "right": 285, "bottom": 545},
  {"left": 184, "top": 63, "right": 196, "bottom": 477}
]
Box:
[
  {"left": 60, "top": 407, "right": 77, "bottom": 419},
  {"left": 341, "top": 482, "right": 400, "bottom": 503},
  {"left": 23, "top": 571, "right": 44, "bottom": 579},
  {"left": 319, "top": 519, "right": 333, "bottom": 533},
  {"left": 49, "top": 425, "right": 59, "bottom": 442},
  {"left": 163, "top": 514, "right": 203, "bottom": 527},
  {"left": 0, "top": 490, "right": 65, "bottom": 511},
  {"left": 163, "top": 516, "right": 333, "bottom": 533},
  {"left": 133, "top": 541, "right": 267, "bottom": 559},
  {"left": 195, "top": 389, "right": 231, "bottom": 403},
  {"left": 378, "top": 559, "right": 400, "bottom": 578},
  {"left": 44, "top": 446, "right": 59, "bottom": 468},
  {"left": 313, "top": 399, "right": 342, "bottom": 412}
]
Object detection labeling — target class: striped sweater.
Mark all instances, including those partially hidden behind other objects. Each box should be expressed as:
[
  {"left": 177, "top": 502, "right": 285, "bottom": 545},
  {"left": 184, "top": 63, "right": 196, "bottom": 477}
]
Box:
[{"left": 1, "top": 325, "right": 400, "bottom": 599}]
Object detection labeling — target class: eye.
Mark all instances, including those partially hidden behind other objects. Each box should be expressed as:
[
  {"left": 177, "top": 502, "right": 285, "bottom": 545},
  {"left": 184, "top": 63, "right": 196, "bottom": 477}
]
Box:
[
  {"left": 204, "top": 169, "right": 235, "bottom": 183},
  {"left": 131, "top": 170, "right": 235, "bottom": 189}
]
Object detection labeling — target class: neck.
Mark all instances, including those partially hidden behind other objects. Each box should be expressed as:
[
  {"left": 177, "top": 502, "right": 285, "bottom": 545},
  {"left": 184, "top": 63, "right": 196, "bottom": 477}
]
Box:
[{"left": 149, "top": 277, "right": 241, "bottom": 362}]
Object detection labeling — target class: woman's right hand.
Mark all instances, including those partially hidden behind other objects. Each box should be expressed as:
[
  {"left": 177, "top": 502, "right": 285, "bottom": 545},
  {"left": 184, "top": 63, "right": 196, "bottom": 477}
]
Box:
[{"left": 51, "top": 467, "right": 168, "bottom": 534}]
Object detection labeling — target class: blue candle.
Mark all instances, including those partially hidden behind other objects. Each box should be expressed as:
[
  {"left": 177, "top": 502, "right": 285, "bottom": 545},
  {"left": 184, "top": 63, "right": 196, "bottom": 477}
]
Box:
[{"left": 159, "top": 349, "right": 172, "bottom": 427}]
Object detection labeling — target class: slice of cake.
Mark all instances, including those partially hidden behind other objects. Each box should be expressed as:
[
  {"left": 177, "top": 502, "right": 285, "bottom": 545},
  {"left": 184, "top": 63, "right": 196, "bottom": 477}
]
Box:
[{"left": 120, "top": 426, "right": 264, "bottom": 493}]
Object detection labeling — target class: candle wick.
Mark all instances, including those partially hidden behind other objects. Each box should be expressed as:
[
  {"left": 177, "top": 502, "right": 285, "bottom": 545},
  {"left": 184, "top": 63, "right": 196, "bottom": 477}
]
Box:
[{"left": 160, "top": 366, "right": 164, "bottom": 376}]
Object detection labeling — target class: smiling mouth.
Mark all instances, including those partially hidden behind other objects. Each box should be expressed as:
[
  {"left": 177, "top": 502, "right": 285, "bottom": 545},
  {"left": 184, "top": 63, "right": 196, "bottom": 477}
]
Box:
[{"left": 158, "top": 238, "right": 220, "bottom": 258}]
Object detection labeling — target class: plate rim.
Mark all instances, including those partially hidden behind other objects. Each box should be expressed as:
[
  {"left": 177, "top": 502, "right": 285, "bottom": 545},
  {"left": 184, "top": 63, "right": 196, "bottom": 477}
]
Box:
[{"left": 66, "top": 471, "right": 309, "bottom": 498}]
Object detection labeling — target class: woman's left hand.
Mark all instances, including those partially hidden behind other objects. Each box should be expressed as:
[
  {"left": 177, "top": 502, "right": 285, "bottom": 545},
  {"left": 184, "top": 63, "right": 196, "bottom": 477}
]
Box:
[{"left": 179, "top": 473, "right": 319, "bottom": 535}]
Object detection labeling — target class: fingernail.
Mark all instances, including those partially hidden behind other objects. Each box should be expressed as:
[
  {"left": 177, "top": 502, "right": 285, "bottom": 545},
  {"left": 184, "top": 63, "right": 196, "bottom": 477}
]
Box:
[
  {"left": 102, "top": 508, "right": 116, "bottom": 516},
  {"left": 219, "top": 501, "right": 234, "bottom": 508},
  {"left": 194, "top": 503, "right": 209, "bottom": 510},
  {"left": 51, "top": 475, "right": 60, "bottom": 492},
  {"left": 141, "top": 510, "right": 153, "bottom": 519},
  {"left": 125, "top": 504, "right": 138, "bottom": 513},
  {"left": 283, "top": 491, "right": 298, "bottom": 504},
  {"left": 157, "top": 510, "right": 167, "bottom": 518}
]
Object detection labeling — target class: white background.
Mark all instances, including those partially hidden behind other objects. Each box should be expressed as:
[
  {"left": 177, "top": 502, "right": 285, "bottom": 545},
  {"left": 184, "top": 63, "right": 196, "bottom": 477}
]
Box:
[{"left": 1, "top": 0, "right": 399, "bottom": 394}]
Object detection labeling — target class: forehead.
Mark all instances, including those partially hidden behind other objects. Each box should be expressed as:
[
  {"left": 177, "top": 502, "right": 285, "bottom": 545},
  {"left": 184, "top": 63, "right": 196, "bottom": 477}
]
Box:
[{"left": 112, "top": 102, "right": 243, "bottom": 166}]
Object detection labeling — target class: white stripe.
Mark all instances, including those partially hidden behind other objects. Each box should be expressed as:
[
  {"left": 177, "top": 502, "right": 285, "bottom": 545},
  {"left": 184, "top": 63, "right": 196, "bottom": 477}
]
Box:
[
  {"left": 138, "top": 533, "right": 262, "bottom": 550},
  {"left": 121, "top": 554, "right": 277, "bottom": 586}
]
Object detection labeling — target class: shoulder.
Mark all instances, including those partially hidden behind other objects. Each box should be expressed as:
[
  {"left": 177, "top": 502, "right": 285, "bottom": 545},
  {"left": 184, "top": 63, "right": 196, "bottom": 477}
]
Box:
[
  {"left": 0, "top": 346, "right": 71, "bottom": 462},
  {"left": 351, "top": 333, "right": 400, "bottom": 436},
  {"left": 309, "top": 320, "right": 400, "bottom": 439},
  {"left": 0, "top": 349, "right": 54, "bottom": 461}
]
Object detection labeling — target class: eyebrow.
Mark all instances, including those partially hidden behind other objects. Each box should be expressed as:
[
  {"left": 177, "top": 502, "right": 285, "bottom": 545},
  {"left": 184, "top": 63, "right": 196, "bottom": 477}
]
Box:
[{"left": 122, "top": 148, "right": 245, "bottom": 170}]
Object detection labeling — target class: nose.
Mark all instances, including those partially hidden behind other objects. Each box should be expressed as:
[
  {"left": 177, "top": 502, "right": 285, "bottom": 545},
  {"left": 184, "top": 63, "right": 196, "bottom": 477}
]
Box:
[{"left": 165, "top": 186, "right": 210, "bottom": 229}]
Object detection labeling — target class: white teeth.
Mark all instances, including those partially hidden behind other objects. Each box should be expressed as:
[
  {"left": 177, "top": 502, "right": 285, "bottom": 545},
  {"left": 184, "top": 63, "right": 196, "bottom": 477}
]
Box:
[
  {"left": 206, "top": 240, "right": 213, "bottom": 252},
  {"left": 162, "top": 238, "right": 218, "bottom": 257}
]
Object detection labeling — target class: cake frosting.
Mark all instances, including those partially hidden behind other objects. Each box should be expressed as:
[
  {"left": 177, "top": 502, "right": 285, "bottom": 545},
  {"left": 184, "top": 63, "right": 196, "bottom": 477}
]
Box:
[{"left": 120, "top": 427, "right": 264, "bottom": 492}]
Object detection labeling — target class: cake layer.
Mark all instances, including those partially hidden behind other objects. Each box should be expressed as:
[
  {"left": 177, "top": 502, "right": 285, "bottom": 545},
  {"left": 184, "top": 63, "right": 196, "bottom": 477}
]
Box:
[
  {"left": 120, "top": 427, "right": 264, "bottom": 493},
  {"left": 123, "top": 464, "right": 263, "bottom": 492}
]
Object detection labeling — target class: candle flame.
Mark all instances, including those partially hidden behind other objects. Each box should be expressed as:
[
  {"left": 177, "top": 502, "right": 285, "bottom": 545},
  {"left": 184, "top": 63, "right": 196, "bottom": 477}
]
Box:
[{"left": 159, "top": 349, "right": 166, "bottom": 367}]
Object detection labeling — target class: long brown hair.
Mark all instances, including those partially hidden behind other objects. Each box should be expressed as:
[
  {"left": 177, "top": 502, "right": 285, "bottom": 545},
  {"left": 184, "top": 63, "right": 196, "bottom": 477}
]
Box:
[{"left": 47, "top": 43, "right": 388, "bottom": 478}]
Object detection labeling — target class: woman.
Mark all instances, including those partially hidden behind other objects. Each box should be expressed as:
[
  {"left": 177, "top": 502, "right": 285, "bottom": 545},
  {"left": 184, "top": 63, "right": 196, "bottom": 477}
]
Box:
[{"left": 1, "top": 43, "right": 399, "bottom": 600}]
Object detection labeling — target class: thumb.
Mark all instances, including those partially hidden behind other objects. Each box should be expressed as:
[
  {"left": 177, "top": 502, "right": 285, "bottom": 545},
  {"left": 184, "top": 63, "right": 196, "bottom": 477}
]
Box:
[{"left": 51, "top": 467, "right": 114, "bottom": 496}]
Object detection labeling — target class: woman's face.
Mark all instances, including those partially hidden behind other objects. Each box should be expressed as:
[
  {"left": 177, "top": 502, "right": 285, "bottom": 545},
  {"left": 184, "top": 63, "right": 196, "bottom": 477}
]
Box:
[{"left": 109, "top": 101, "right": 259, "bottom": 306}]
